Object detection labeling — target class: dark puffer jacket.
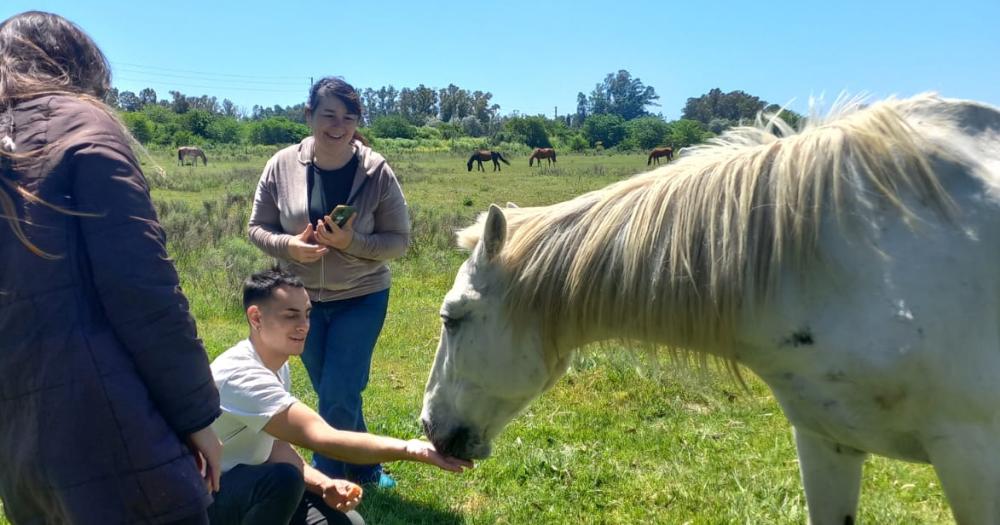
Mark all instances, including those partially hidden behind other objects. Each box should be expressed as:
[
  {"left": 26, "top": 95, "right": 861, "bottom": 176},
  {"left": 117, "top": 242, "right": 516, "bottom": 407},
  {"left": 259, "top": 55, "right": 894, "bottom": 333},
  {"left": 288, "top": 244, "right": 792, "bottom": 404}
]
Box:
[{"left": 0, "top": 95, "right": 220, "bottom": 524}]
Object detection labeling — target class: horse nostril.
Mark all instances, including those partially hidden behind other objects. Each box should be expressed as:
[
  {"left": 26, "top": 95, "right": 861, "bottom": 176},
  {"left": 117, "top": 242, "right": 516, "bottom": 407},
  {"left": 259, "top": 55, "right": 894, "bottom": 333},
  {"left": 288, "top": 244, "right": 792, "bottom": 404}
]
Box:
[{"left": 441, "top": 425, "right": 473, "bottom": 459}]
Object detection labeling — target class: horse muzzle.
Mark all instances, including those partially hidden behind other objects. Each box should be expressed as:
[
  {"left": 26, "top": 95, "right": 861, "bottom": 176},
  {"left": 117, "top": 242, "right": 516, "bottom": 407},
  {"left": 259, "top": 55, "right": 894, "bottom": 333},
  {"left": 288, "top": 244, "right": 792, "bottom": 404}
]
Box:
[{"left": 421, "top": 417, "right": 492, "bottom": 461}]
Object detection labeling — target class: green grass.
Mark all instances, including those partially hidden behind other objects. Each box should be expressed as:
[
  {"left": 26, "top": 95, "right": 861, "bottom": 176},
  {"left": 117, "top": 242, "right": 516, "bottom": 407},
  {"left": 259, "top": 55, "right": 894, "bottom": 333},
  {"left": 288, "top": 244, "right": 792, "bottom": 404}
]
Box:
[{"left": 1, "top": 149, "right": 953, "bottom": 524}]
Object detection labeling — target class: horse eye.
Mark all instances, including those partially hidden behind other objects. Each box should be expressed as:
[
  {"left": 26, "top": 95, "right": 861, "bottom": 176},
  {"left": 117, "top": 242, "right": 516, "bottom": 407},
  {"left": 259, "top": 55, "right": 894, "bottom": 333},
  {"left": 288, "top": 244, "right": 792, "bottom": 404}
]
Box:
[{"left": 441, "top": 315, "right": 460, "bottom": 331}]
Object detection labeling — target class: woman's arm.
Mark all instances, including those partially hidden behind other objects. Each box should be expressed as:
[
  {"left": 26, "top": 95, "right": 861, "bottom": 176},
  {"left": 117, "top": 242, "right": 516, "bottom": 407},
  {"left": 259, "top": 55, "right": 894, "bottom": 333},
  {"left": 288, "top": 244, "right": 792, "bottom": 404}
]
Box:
[
  {"left": 71, "top": 125, "right": 220, "bottom": 438},
  {"left": 340, "top": 165, "right": 410, "bottom": 261}
]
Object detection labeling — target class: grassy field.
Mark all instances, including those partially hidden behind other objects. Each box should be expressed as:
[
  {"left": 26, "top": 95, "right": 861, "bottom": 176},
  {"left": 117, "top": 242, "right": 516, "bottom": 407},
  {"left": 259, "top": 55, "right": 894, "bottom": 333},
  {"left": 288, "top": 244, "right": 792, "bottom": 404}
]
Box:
[{"left": 1, "top": 148, "right": 953, "bottom": 524}]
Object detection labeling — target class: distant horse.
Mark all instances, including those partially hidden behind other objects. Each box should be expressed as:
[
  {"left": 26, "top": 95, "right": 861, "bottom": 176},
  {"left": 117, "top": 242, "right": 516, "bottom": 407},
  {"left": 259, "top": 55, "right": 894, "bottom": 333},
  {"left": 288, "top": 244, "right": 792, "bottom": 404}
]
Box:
[
  {"left": 468, "top": 150, "right": 511, "bottom": 172},
  {"left": 647, "top": 146, "right": 673, "bottom": 165},
  {"left": 528, "top": 148, "right": 557, "bottom": 167},
  {"left": 177, "top": 146, "right": 207, "bottom": 166},
  {"left": 421, "top": 94, "right": 1000, "bottom": 524}
]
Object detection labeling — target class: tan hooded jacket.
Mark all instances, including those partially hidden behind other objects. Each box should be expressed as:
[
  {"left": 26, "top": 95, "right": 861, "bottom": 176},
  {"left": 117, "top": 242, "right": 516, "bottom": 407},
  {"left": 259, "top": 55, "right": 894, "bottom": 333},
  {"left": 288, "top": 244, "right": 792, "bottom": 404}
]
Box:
[{"left": 248, "top": 137, "right": 409, "bottom": 301}]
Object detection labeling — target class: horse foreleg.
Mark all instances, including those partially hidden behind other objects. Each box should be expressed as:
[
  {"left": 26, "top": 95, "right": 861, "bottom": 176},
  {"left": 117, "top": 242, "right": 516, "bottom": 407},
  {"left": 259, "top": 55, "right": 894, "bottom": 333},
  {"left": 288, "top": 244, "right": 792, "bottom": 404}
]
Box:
[
  {"left": 926, "top": 425, "right": 1000, "bottom": 524},
  {"left": 794, "top": 429, "right": 865, "bottom": 525}
]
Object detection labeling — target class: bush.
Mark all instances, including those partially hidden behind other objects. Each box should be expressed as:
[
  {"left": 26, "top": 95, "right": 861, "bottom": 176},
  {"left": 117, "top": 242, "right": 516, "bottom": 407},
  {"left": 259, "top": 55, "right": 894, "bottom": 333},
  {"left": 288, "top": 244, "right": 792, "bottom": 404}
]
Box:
[
  {"left": 248, "top": 117, "right": 310, "bottom": 145},
  {"left": 413, "top": 126, "right": 443, "bottom": 140},
  {"left": 624, "top": 116, "right": 671, "bottom": 150},
  {"left": 121, "top": 112, "right": 153, "bottom": 144},
  {"left": 670, "top": 119, "right": 711, "bottom": 148},
  {"left": 502, "top": 116, "right": 551, "bottom": 148},
  {"left": 369, "top": 115, "right": 418, "bottom": 139},
  {"left": 458, "top": 116, "right": 485, "bottom": 137},
  {"left": 206, "top": 117, "right": 243, "bottom": 144},
  {"left": 582, "top": 114, "right": 626, "bottom": 148},
  {"left": 568, "top": 134, "right": 588, "bottom": 152}
]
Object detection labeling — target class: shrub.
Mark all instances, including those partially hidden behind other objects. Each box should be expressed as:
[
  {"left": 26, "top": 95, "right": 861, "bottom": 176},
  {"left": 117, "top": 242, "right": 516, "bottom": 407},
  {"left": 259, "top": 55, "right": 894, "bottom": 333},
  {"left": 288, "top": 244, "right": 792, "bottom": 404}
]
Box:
[
  {"left": 369, "top": 115, "right": 418, "bottom": 139},
  {"left": 248, "top": 117, "right": 310, "bottom": 145},
  {"left": 624, "top": 116, "right": 671, "bottom": 150},
  {"left": 582, "top": 114, "right": 626, "bottom": 148}
]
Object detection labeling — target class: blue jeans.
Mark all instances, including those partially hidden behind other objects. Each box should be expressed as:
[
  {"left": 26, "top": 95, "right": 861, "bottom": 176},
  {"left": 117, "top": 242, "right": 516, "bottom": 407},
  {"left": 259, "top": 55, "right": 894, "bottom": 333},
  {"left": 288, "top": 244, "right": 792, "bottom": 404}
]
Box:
[{"left": 302, "top": 288, "right": 390, "bottom": 483}]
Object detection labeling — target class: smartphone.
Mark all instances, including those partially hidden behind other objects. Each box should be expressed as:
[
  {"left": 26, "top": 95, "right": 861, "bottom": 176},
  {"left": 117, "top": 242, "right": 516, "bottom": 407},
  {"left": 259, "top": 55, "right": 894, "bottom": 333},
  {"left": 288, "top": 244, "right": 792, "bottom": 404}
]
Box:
[{"left": 329, "top": 204, "right": 357, "bottom": 228}]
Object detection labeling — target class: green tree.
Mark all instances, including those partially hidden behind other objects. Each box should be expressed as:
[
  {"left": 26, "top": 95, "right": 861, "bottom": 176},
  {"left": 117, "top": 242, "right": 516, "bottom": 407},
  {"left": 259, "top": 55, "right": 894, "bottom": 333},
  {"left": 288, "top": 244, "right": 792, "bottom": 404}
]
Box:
[
  {"left": 221, "top": 99, "right": 239, "bottom": 118},
  {"left": 573, "top": 92, "right": 588, "bottom": 127},
  {"left": 183, "top": 109, "right": 213, "bottom": 138},
  {"left": 471, "top": 90, "right": 499, "bottom": 130},
  {"left": 624, "top": 116, "right": 671, "bottom": 150},
  {"left": 121, "top": 112, "right": 153, "bottom": 143},
  {"left": 248, "top": 117, "right": 309, "bottom": 145},
  {"left": 118, "top": 91, "right": 141, "bottom": 112},
  {"left": 582, "top": 114, "right": 626, "bottom": 148},
  {"left": 568, "top": 133, "right": 588, "bottom": 152},
  {"left": 670, "top": 119, "right": 710, "bottom": 148},
  {"left": 369, "top": 115, "right": 417, "bottom": 139},
  {"left": 206, "top": 117, "right": 242, "bottom": 143},
  {"left": 764, "top": 104, "right": 804, "bottom": 130},
  {"left": 138, "top": 88, "right": 157, "bottom": 106},
  {"left": 682, "top": 88, "right": 767, "bottom": 125},
  {"left": 103, "top": 87, "right": 119, "bottom": 109},
  {"left": 169, "top": 90, "right": 190, "bottom": 114},
  {"left": 587, "top": 70, "right": 659, "bottom": 120},
  {"left": 398, "top": 85, "right": 437, "bottom": 125},
  {"left": 438, "top": 84, "right": 472, "bottom": 123},
  {"left": 502, "top": 116, "right": 551, "bottom": 148},
  {"left": 172, "top": 130, "right": 196, "bottom": 147}
]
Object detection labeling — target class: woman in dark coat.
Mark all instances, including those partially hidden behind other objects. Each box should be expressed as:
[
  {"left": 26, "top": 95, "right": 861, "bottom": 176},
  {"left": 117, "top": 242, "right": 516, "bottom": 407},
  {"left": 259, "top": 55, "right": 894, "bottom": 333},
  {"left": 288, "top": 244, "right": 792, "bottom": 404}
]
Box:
[{"left": 0, "top": 12, "right": 222, "bottom": 524}]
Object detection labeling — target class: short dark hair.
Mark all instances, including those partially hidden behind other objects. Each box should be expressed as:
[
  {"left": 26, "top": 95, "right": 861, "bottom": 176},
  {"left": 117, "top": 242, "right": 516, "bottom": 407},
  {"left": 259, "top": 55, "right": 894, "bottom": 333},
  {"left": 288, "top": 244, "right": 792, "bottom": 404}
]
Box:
[
  {"left": 307, "top": 76, "right": 362, "bottom": 117},
  {"left": 242, "top": 267, "right": 305, "bottom": 311}
]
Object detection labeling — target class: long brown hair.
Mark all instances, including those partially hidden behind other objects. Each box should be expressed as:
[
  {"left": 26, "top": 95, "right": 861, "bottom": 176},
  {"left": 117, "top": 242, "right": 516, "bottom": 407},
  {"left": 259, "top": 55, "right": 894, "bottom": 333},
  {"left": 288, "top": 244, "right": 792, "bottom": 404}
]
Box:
[
  {"left": 306, "top": 76, "right": 369, "bottom": 146},
  {"left": 0, "top": 11, "right": 113, "bottom": 258}
]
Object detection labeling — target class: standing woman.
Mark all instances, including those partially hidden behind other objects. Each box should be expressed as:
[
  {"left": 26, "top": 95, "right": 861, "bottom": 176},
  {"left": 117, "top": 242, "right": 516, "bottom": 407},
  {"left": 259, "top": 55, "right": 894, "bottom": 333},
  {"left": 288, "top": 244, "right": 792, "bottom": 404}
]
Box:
[
  {"left": 249, "top": 77, "right": 410, "bottom": 487},
  {"left": 0, "top": 11, "right": 221, "bottom": 525}
]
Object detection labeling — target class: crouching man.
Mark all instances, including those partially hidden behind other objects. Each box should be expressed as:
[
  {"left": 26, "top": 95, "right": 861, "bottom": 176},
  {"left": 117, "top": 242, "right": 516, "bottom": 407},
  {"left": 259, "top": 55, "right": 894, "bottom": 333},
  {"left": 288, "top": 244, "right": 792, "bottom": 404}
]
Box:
[{"left": 207, "top": 268, "right": 472, "bottom": 525}]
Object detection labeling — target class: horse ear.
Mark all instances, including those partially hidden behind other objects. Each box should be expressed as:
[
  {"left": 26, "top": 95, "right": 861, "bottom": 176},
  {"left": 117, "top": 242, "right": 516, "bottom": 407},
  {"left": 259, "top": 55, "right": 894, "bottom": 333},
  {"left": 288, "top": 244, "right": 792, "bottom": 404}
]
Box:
[
  {"left": 479, "top": 204, "right": 507, "bottom": 263},
  {"left": 505, "top": 202, "right": 519, "bottom": 209}
]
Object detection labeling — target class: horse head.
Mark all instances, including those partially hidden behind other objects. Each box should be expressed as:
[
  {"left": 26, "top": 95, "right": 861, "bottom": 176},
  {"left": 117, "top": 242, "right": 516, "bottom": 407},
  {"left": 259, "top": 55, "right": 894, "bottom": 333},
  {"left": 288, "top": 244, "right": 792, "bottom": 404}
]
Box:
[{"left": 421, "top": 205, "right": 568, "bottom": 460}]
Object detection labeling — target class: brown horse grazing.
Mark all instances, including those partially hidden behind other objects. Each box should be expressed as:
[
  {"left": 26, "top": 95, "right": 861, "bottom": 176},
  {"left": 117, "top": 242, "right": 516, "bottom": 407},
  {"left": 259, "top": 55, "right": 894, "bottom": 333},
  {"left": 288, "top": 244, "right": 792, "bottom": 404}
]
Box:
[
  {"left": 528, "top": 148, "right": 557, "bottom": 167},
  {"left": 467, "top": 150, "right": 511, "bottom": 172},
  {"left": 647, "top": 146, "right": 674, "bottom": 166},
  {"left": 177, "top": 146, "right": 207, "bottom": 166}
]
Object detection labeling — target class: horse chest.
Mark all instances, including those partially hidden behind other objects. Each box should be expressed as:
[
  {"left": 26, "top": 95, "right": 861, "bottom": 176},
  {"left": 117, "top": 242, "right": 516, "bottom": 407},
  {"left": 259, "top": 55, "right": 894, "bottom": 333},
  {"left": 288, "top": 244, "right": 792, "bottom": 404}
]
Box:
[{"left": 757, "top": 359, "right": 932, "bottom": 462}]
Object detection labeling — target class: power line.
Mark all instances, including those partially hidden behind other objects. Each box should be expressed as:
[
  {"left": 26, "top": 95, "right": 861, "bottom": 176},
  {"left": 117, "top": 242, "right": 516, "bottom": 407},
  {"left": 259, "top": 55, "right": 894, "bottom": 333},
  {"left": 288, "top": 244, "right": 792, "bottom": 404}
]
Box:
[
  {"left": 114, "top": 67, "right": 304, "bottom": 86},
  {"left": 110, "top": 61, "right": 303, "bottom": 80},
  {"left": 113, "top": 76, "right": 306, "bottom": 94}
]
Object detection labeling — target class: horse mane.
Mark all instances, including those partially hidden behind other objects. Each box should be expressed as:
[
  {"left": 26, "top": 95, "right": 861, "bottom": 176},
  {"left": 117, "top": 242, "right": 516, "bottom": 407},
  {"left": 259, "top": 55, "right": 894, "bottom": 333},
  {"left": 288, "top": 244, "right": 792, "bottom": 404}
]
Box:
[{"left": 458, "top": 94, "right": 956, "bottom": 358}]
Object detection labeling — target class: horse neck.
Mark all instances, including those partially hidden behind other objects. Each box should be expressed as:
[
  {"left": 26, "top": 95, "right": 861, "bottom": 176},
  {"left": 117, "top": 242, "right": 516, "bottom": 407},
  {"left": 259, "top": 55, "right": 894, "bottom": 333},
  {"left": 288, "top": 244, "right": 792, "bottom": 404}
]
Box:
[{"left": 503, "top": 185, "right": 738, "bottom": 358}]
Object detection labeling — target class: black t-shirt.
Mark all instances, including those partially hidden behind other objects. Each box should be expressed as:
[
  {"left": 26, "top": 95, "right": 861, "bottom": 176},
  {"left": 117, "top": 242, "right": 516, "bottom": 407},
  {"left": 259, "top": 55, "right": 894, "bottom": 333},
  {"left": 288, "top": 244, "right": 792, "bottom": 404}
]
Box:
[{"left": 308, "top": 154, "right": 358, "bottom": 224}]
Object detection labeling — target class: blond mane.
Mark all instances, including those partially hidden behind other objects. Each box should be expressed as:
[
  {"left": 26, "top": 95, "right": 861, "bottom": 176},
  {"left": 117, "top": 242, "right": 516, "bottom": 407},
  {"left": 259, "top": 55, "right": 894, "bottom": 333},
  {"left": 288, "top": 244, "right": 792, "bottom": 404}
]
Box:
[{"left": 458, "top": 94, "right": 955, "bottom": 358}]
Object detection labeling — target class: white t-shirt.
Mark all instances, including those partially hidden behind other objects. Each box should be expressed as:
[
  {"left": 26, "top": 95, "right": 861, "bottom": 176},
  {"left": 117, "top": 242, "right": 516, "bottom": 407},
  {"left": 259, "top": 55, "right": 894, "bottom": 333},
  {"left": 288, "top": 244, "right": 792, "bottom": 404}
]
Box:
[{"left": 210, "top": 339, "right": 298, "bottom": 473}]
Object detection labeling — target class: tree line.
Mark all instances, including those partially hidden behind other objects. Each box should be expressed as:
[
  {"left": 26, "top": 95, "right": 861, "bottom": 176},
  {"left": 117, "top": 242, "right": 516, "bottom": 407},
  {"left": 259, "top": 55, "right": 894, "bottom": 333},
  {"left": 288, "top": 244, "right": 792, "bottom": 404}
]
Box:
[{"left": 104, "top": 69, "right": 801, "bottom": 151}]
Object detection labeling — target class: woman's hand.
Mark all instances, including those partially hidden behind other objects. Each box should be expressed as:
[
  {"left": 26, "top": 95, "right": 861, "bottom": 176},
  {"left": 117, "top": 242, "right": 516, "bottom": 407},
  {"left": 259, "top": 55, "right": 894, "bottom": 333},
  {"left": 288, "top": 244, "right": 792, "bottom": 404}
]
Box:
[
  {"left": 320, "top": 478, "right": 363, "bottom": 512},
  {"left": 314, "top": 214, "right": 355, "bottom": 251},
  {"left": 404, "top": 439, "right": 475, "bottom": 472},
  {"left": 186, "top": 426, "right": 223, "bottom": 493},
  {"left": 287, "top": 224, "right": 328, "bottom": 263}
]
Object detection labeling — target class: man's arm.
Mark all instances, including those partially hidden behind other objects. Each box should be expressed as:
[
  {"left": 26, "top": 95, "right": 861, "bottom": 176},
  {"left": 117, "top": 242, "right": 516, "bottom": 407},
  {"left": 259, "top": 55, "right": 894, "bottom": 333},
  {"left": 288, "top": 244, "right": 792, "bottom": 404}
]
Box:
[{"left": 263, "top": 401, "right": 471, "bottom": 472}]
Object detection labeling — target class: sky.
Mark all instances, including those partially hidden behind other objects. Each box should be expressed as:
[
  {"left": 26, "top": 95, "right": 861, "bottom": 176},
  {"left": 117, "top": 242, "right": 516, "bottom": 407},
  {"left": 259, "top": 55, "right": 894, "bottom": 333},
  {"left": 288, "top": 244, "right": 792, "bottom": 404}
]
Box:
[{"left": 3, "top": 0, "right": 998, "bottom": 121}]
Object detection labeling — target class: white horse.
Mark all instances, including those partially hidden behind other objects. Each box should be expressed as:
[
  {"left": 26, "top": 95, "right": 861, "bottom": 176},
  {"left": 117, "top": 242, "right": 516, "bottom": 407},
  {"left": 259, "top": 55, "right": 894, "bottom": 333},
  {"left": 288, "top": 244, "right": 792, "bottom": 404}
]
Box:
[{"left": 421, "top": 93, "right": 1000, "bottom": 524}]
